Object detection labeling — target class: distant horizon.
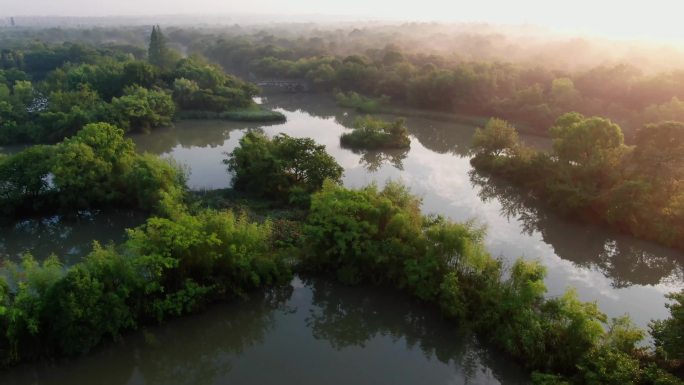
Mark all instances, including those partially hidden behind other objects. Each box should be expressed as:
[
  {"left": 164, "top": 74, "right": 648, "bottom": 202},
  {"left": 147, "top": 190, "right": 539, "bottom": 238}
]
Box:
[
  {"left": 1, "top": 0, "right": 683, "bottom": 45},
  {"left": 0, "top": 13, "right": 683, "bottom": 48}
]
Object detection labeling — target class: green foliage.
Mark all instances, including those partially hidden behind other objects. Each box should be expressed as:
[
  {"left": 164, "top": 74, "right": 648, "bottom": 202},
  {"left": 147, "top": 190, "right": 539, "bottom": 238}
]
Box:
[
  {"left": 605, "top": 315, "right": 646, "bottom": 354},
  {"left": 340, "top": 116, "right": 410, "bottom": 149},
  {"left": 577, "top": 346, "right": 641, "bottom": 385},
  {"left": 336, "top": 91, "right": 390, "bottom": 113},
  {"left": 300, "top": 181, "right": 682, "bottom": 380},
  {"left": 303, "top": 181, "right": 423, "bottom": 285},
  {"left": 651, "top": 291, "right": 684, "bottom": 361},
  {"left": 472, "top": 118, "right": 520, "bottom": 157},
  {"left": 108, "top": 86, "right": 175, "bottom": 132},
  {"left": 172, "top": 57, "right": 258, "bottom": 112},
  {"left": 0, "top": 42, "right": 272, "bottom": 145},
  {"left": 550, "top": 112, "right": 625, "bottom": 169},
  {"left": 52, "top": 122, "right": 135, "bottom": 208},
  {"left": 0, "top": 122, "right": 186, "bottom": 216},
  {"left": 43, "top": 243, "right": 138, "bottom": 355},
  {"left": 0, "top": 206, "right": 291, "bottom": 365},
  {"left": 217, "top": 108, "right": 286, "bottom": 122},
  {"left": 470, "top": 115, "right": 684, "bottom": 250},
  {"left": 148, "top": 26, "right": 179, "bottom": 70},
  {"left": 0, "top": 145, "right": 55, "bottom": 214},
  {"left": 225, "top": 131, "right": 343, "bottom": 205},
  {"left": 531, "top": 372, "right": 571, "bottom": 385}
]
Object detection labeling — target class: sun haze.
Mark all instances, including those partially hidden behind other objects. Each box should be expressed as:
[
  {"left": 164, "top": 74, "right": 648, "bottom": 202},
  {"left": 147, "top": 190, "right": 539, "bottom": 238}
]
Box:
[{"left": 2, "top": 0, "right": 683, "bottom": 43}]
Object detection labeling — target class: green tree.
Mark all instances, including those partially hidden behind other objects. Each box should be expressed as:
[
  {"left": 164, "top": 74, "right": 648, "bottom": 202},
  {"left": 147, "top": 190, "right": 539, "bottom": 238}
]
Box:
[
  {"left": 650, "top": 290, "right": 684, "bottom": 362},
  {"left": 108, "top": 86, "right": 175, "bottom": 132},
  {"left": 472, "top": 118, "right": 520, "bottom": 157},
  {"left": 148, "top": 25, "right": 177, "bottom": 70},
  {"left": 52, "top": 122, "right": 135, "bottom": 208},
  {"left": 550, "top": 112, "right": 625, "bottom": 169},
  {"left": 632, "top": 121, "right": 684, "bottom": 197},
  {"left": 0, "top": 145, "right": 55, "bottom": 215},
  {"left": 225, "top": 131, "right": 343, "bottom": 205}
]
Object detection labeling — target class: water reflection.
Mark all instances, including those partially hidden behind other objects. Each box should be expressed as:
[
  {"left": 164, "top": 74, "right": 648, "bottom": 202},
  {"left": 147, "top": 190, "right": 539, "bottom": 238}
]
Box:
[
  {"left": 346, "top": 146, "right": 409, "bottom": 171},
  {"left": 121, "top": 93, "right": 683, "bottom": 327},
  {"left": 304, "top": 278, "right": 526, "bottom": 384},
  {"left": 0, "top": 210, "right": 146, "bottom": 265},
  {"left": 0, "top": 278, "right": 525, "bottom": 385},
  {"left": 129, "top": 120, "right": 280, "bottom": 155},
  {"left": 0, "top": 286, "right": 292, "bottom": 385},
  {"left": 470, "top": 170, "right": 684, "bottom": 288}
]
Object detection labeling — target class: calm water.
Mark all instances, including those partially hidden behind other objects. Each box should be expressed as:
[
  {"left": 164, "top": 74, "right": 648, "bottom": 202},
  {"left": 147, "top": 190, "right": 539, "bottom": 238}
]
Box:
[
  {"left": 129, "top": 93, "right": 683, "bottom": 328},
  {"left": 0, "top": 210, "right": 146, "bottom": 265},
  {"left": 0, "top": 92, "right": 682, "bottom": 383},
  {"left": 0, "top": 277, "right": 527, "bottom": 385}
]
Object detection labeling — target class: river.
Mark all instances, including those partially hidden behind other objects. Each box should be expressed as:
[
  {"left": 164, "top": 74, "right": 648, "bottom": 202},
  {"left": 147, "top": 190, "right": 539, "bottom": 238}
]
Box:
[{"left": 0, "top": 92, "right": 682, "bottom": 383}]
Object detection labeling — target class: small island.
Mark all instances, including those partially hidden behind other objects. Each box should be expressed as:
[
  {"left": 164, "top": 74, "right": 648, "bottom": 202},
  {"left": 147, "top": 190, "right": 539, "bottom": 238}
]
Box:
[{"left": 340, "top": 116, "right": 411, "bottom": 149}]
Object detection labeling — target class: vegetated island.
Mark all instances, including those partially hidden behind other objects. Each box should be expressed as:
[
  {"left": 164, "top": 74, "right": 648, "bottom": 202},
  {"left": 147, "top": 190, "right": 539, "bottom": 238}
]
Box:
[
  {"left": 470, "top": 114, "right": 684, "bottom": 251},
  {"left": 340, "top": 116, "right": 411, "bottom": 149}
]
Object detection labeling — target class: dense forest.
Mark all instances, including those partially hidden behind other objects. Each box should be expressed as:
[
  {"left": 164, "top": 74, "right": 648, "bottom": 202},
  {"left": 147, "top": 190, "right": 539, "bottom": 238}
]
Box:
[
  {"left": 3, "top": 24, "right": 684, "bottom": 138},
  {"left": 0, "top": 26, "right": 282, "bottom": 144},
  {"left": 0, "top": 21, "right": 683, "bottom": 385}
]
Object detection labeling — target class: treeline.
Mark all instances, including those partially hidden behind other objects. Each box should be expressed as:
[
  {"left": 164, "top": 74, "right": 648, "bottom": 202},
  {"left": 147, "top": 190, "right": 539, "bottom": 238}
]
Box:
[
  {"left": 470, "top": 115, "right": 684, "bottom": 250},
  {"left": 5, "top": 25, "right": 684, "bottom": 138},
  {"left": 202, "top": 36, "right": 684, "bottom": 137},
  {"left": 0, "top": 27, "right": 280, "bottom": 144}
]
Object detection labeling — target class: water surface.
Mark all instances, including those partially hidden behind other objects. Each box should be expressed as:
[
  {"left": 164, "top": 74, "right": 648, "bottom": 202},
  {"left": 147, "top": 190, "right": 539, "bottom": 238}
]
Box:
[
  {"left": 127, "top": 93, "right": 683, "bottom": 328},
  {"left": 0, "top": 210, "right": 146, "bottom": 265},
  {"left": 0, "top": 277, "right": 527, "bottom": 385}
]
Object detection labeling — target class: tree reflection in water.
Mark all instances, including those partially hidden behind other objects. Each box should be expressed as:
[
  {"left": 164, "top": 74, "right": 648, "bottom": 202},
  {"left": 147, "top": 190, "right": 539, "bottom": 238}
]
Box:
[
  {"left": 346, "top": 146, "right": 409, "bottom": 171},
  {"left": 0, "top": 279, "right": 528, "bottom": 385},
  {"left": 469, "top": 169, "right": 684, "bottom": 288},
  {"left": 303, "top": 278, "right": 526, "bottom": 385},
  {"left": 134, "top": 285, "right": 294, "bottom": 385},
  {"left": 0, "top": 285, "right": 294, "bottom": 385}
]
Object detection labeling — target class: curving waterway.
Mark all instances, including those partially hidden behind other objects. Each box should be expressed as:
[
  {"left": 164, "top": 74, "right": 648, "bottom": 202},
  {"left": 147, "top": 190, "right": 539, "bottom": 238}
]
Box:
[
  {"left": 130, "top": 93, "right": 682, "bottom": 328},
  {"left": 0, "top": 92, "right": 682, "bottom": 383}
]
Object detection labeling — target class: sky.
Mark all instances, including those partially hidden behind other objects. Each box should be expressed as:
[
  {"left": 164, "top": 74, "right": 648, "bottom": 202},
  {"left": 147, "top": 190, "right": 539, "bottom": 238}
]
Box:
[{"left": 1, "top": 0, "right": 683, "bottom": 42}]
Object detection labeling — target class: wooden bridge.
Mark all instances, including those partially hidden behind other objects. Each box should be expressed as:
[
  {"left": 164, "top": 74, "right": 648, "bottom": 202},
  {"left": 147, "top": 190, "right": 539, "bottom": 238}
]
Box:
[{"left": 256, "top": 79, "right": 310, "bottom": 92}]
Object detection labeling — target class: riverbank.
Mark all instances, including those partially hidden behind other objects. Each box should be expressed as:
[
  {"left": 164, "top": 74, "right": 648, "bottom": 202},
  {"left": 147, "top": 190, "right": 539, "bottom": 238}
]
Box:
[{"left": 176, "top": 106, "right": 286, "bottom": 122}]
